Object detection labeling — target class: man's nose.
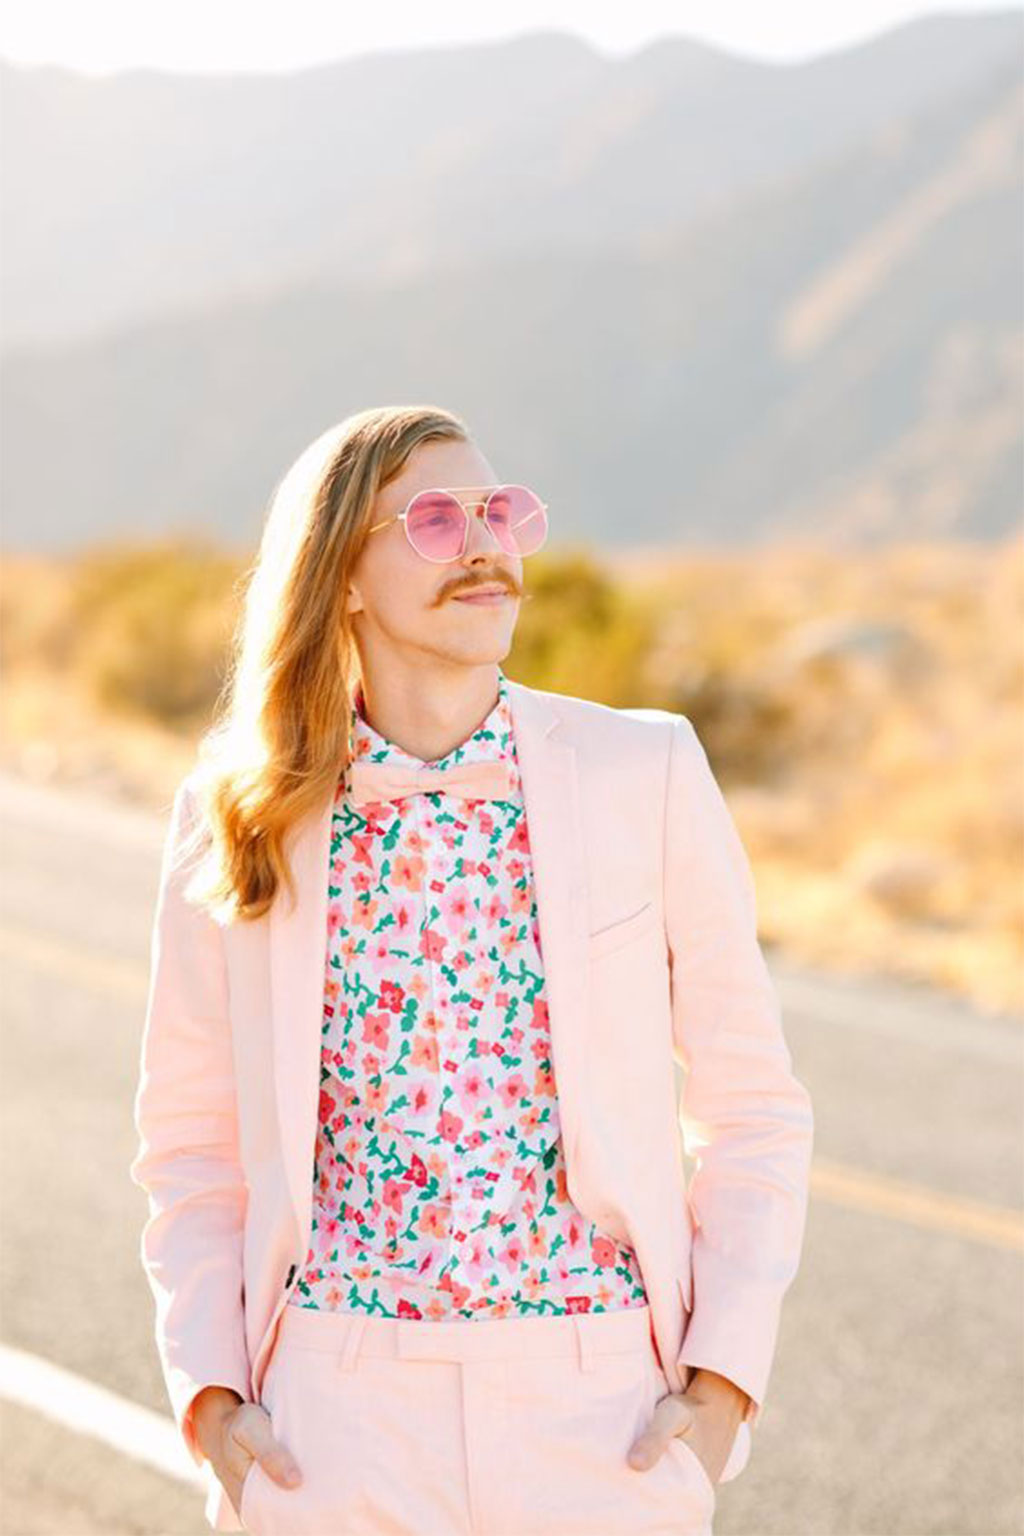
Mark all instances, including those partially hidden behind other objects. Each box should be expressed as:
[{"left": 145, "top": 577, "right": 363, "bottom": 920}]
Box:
[{"left": 465, "top": 501, "right": 502, "bottom": 555}]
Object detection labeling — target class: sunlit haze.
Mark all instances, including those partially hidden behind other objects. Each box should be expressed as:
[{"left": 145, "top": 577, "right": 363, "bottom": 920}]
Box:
[{"left": 0, "top": 0, "right": 1008, "bottom": 74}]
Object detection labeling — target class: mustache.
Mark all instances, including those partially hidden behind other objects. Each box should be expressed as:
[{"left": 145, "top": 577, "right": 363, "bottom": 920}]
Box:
[{"left": 442, "top": 574, "right": 523, "bottom": 600}]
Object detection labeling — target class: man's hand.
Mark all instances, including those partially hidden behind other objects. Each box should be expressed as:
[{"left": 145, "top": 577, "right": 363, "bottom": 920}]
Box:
[
  {"left": 192, "top": 1385, "right": 304, "bottom": 1518},
  {"left": 627, "top": 1368, "right": 749, "bottom": 1487}
]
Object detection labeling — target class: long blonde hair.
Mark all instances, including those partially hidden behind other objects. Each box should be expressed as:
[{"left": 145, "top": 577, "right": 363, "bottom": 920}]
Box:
[{"left": 181, "top": 404, "right": 472, "bottom": 924}]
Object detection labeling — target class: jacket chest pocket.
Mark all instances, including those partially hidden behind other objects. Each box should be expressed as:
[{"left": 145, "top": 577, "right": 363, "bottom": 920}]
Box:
[{"left": 587, "top": 899, "right": 660, "bottom": 961}]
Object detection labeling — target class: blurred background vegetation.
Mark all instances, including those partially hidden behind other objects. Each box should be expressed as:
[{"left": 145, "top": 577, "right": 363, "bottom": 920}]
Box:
[{"left": 1, "top": 533, "right": 1020, "bottom": 1017}]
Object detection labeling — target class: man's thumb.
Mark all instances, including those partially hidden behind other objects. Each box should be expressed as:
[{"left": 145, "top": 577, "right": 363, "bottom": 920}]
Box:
[{"left": 228, "top": 1403, "right": 301, "bottom": 1482}]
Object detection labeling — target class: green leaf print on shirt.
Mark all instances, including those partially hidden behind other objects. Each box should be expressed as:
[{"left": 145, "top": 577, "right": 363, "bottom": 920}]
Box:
[{"left": 299, "top": 668, "right": 651, "bottom": 1320}]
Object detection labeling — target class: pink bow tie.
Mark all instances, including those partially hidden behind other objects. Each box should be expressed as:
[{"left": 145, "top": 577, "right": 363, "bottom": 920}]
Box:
[{"left": 347, "top": 757, "right": 515, "bottom": 809}]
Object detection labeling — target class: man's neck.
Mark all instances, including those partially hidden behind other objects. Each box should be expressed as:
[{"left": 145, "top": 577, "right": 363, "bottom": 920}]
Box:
[{"left": 354, "top": 664, "right": 502, "bottom": 765}]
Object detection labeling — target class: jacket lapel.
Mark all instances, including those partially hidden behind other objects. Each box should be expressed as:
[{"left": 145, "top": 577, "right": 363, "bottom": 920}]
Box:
[
  {"left": 268, "top": 675, "right": 591, "bottom": 1246},
  {"left": 503, "top": 679, "right": 590, "bottom": 1182},
  {"left": 268, "top": 783, "right": 333, "bottom": 1247}
]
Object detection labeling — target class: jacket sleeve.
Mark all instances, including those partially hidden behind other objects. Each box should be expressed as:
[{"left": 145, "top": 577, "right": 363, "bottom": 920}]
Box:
[
  {"left": 663, "top": 714, "right": 814, "bottom": 1427},
  {"left": 128, "top": 772, "right": 253, "bottom": 1468}
]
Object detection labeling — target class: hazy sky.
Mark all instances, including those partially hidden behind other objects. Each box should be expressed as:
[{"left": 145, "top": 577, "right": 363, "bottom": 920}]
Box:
[{"left": 0, "top": 0, "right": 1011, "bottom": 74}]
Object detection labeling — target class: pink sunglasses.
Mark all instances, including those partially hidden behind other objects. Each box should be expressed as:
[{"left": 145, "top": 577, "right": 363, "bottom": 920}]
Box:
[{"left": 365, "top": 484, "right": 549, "bottom": 564}]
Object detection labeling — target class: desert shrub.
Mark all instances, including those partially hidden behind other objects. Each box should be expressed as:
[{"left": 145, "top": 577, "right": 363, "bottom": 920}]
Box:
[
  {"left": 68, "top": 538, "right": 242, "bottom": 725},
  {"left": 507, "top": 546, "right": 657, "bottom": 705}
]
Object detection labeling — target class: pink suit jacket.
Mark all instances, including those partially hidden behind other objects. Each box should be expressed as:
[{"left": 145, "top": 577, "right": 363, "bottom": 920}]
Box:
[{"left": 130, "top": 677, "right": 814, "bottom": 1531}]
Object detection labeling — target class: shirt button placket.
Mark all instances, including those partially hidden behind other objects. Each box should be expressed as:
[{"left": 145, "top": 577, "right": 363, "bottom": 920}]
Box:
[
  {"left": 435, "top": 788, "right": 473, "bottom": 1263},
  {"left": 416, "top": 792, "right": 453, "bottom": 1267}
]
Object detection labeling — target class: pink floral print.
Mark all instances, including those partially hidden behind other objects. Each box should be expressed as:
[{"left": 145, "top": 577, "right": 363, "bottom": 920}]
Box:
[{"left": 290, "top": 667, "right": 648, "bottom": 1320}]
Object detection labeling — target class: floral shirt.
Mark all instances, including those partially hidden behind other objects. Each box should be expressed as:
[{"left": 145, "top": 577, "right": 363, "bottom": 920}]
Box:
[{"left": 289, "top": 666, "right": 649, "bottom": 1320}]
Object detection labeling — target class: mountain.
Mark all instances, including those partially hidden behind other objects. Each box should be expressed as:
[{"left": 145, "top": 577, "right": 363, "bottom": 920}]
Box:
[{"left": 0, "top": 12, "right": 1020, "bottom": 550}]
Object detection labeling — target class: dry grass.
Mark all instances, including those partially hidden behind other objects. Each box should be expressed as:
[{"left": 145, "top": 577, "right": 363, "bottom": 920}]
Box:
[{"left": 2, "top": 533, "right": 1021, "bottom": 1015}]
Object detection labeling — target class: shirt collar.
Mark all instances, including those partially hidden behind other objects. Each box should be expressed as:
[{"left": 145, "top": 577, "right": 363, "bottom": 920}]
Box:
[{"left": 350, "top": 667, "right": 515, "bottom": 771}]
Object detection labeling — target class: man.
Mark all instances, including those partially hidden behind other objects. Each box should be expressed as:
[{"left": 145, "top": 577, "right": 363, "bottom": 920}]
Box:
[{"left": 131, "top": 405, "right": 814, "bottom": 1534}]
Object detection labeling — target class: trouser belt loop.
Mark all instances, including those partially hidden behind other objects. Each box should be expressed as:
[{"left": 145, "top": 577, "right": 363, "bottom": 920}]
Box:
[
  {"left": 337, "top": 1315, "right": 369, "bottom": 1373},
  {"left": 573, "top": 1313, "right": 596, "bottom": 1374}
]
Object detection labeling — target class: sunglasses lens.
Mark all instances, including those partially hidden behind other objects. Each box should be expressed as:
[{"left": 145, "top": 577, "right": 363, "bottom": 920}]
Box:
[
  {"left": 405, "top": 491, "right": 466, "bottom": 560},
  {"left": 484, "top": 486, "right": 548, "bottom": 556},
  {"left": 403, "top": 486, "right": 549, "bottom": 560}
]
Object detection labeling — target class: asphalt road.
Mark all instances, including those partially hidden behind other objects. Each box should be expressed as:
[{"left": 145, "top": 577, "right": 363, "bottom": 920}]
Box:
[{"left": 0, "top": 769, "right": 1020, "bottom": 1536}]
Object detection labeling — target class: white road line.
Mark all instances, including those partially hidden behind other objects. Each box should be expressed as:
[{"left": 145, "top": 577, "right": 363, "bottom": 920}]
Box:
[
  {"left": 0, "top": 1343, "right": 204, "bottom": 1490},
  {"left": 774, "top": 964, "right": 1024, "bottom": 1065}
]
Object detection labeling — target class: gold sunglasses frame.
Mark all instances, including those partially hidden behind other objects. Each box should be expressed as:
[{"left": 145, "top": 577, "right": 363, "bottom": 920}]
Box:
[{"left": 365, "top": 485, "right": 549, "bottom": 563}]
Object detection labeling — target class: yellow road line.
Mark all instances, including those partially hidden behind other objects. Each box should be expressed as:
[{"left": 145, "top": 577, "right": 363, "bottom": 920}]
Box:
[
  {"left": 811, "top": 1155, "right": 1024, "bottom": 1252},
  {"left": 0, "top": 922, "right": 149, "bottom": 1001},
  {"left": 4, "top": 922, "right": 1022, "bottom": 1255}
]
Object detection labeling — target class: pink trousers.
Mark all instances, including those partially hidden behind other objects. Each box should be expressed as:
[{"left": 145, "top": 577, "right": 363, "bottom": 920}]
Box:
[{"left": 237, "top": 1300, "right": 716, "bottom": 1535}]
